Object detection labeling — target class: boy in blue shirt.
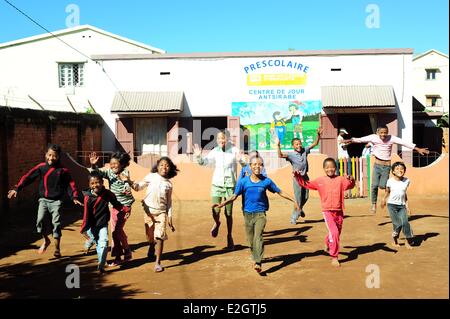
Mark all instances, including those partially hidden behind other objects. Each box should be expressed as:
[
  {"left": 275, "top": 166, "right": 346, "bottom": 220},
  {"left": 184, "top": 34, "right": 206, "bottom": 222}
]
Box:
[
  {"left": 238, "top": 150, "right": 267, "bottom": 180},
  {"left": 214, "top": 155, "right": 299, "bottom": 273}
]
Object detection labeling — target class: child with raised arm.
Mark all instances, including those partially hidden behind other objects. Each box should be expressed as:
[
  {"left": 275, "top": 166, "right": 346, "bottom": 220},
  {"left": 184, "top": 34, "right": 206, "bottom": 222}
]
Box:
[
  {"left": 88, "top": 151, "right": 134, "bottom": 266},
  {"left": 381, "top": 162, "right": 415, "bottom": 249},
  {"left": 294, "top": 158, "right": 355, "bottom": 267},
  {"left": 343, "top": 125, "right": 429, "bottom": 214},
  {"left": 131, "top": 157, "right": 179, "bottom": 273},
  {"left": 193, "top": 131, "right": 246, "bottom": 250},
  {"left": 277, "top": 127, "right": 322, "bottom": 224},
  {"left": 214, "top": 156, "right": 300, "bottom": 273},
  {"left": 7, "top": 144, "right": 82, "bottom": 258},
  {"left": 80, "top": 171, "right": 130, "bottom": 274}
]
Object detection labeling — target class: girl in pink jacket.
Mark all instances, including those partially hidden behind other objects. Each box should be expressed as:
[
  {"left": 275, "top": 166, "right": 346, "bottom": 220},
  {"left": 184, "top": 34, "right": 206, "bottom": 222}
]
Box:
[{"left": 294, "top": 157, "right": 355, "bottom": 267}]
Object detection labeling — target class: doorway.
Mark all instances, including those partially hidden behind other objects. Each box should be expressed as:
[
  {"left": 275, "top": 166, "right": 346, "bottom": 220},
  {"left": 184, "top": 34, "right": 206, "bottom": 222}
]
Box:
[{"left": 338, "top": 114, "right": 373, "bottom": 158}]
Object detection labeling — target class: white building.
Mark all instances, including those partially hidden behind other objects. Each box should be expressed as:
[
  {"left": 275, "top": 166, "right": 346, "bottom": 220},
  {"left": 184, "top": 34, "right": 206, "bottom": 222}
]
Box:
[
  {"left": 413, "top": 49, "right": 449, "bottom": 113},
  {"left": 0, "top": 24, "right": 164, "bottom": 149},
  {"left": 91, "top": 49, "right": 416, "bottom": 164},
  {"left": 411, "top": 49, "right": 449, "bottom": 156},
  {"left": 1, "top": 25, "right": 420, "bottom": 164}
]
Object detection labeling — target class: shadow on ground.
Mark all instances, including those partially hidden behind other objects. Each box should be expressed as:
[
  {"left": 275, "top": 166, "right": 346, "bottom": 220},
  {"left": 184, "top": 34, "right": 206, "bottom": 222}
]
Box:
[{"left": 0, "top": 254, "right": 143, "bottom": 298}]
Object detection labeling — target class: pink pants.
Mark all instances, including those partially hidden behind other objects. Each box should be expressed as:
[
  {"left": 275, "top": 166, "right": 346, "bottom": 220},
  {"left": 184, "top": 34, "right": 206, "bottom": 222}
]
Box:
[
  {"left": 323, "top": 211, "right": 344, "bottom": 258},
  {"left": 110, "top": 207, "right": 131, "bottom": 258}
]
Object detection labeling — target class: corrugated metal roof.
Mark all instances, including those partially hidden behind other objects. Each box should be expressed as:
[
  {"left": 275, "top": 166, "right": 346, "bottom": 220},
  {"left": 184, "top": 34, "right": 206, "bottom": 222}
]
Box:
[
  {"left": 92, "top": 48, "right": 414, "bottom": 61},
  {"left": 321, "top": 85, "right": 396, "bottom": 108},
  {"left": 111, "top": 91, "right": 184, "bottom": 113}
]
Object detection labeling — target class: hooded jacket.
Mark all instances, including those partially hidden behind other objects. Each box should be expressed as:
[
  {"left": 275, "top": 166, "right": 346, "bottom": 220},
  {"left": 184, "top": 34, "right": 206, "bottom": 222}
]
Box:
[{"left": 80, "top": 187, "right": 129, "bottom": 233}]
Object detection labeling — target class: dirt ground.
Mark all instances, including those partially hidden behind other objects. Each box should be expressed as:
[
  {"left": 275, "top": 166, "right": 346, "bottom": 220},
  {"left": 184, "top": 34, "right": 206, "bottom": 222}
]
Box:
[{"left": 0, "top": 195, "right": 448, "bottom": 299}]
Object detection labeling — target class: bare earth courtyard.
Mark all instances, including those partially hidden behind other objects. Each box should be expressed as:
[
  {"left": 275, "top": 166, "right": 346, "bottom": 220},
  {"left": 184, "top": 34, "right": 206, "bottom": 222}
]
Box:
[{"left": 0, "top": 195, "right": 448, "bottom": 299}]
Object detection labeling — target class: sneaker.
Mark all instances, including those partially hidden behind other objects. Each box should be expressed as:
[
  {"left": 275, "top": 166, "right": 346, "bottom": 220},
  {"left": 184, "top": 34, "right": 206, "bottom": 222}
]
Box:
[
  {"left": 211, "top": 221, "right": 221, "bottom": 238},
  {"left": 254, "top": 263, "right": 262, "bottom": 273},
  {"left": 154, "top": 264, "right": 164, "bottom": 273},
  {"left": 300, "top": 210, "right": 305, "bottom": 218}
]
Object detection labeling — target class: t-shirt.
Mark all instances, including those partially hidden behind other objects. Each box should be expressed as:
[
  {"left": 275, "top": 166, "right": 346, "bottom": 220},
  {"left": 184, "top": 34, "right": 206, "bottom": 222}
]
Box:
[
  {"left": 238, "top": 164, "right": 267, "bottom": 179},
  {"left": 88, "top": 167, "right": 135, "bottom": 206},
  {"left": 337, "top": 135, "right": 349, "bottom": 159},
  {"left": 386, "top": 177, "right": 410, "bottom": 205},
  {"left": 234, "top": 176, "right": 281, "bottom": 213},
  {"left": 197, "top": 145, "right": 244, "bottom": 188},
  {"left": 286, "top": 146, "right": 312, "bottom": 175},
  {"left": 136, "top": 173, "right": 173, "bottom": 217}
]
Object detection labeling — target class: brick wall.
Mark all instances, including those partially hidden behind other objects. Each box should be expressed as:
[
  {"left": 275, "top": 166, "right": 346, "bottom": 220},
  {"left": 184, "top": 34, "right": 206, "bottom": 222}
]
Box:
[{"left": 0, "top": 108, "right": 103, "bottom": 215}]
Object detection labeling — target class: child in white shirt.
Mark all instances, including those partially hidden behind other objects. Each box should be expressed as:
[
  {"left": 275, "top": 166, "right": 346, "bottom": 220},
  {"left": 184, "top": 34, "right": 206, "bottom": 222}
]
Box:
[
  {"left": 131, "top": 157, "right": 179, "bottom": 272},
  {"left": 381, "top": 162, "right": 414, "bottom": 249}
]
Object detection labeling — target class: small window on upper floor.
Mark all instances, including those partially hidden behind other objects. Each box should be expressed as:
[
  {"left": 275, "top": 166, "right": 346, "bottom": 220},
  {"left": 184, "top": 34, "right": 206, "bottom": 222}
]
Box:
[
  {"left": 425, "top": 68, "right": 439, "bottom": 80},
  {"left": 426, "top": 95, "right": 442, "bottom": 107},
  {"left": 59, "top": 63, "right": 84, "bottom": 87}
]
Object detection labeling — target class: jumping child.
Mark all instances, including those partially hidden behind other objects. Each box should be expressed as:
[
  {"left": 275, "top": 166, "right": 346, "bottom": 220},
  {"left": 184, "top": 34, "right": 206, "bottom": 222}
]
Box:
[
  {"left": 381, "top": 162, "right": 415, "bottom": 249},
  {"left": 130, "top": 156, "right": 179, "bottom": 273},
  {"left": 277, "top": 127, "right": 322, "bottom": 224},
  {"left": 294, "top": 158, "right": 355, "bottom": 267},
  {"left": 80, "top": 171, "right": 130, "bottom": 274},
  {"left": 193, "top": 131, "right": 245, "bottom": 250},
  {"left": 343, "top": 125, "right": 429, "bottom": 214},
  {"left": 214, "top": 155, "right": 300, "bottom": 273},
  {"left": 7, "top": 144, "right": 82, "bottom": 258},
  {"left": 88, "top": 151, "right": 135, "bottom": 266},
  {"left": 239, "top": 150, "right": 267, "bottom": 179}
]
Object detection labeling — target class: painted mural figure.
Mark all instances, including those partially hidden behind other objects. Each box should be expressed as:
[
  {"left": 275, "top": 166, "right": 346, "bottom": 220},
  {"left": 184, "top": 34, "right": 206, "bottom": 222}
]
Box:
[
  {"left": 270, "top": 111, "right": 287, "bottom": 146},
  {"left": 285, "top": 101, "right": 304, "bottom": 140}
]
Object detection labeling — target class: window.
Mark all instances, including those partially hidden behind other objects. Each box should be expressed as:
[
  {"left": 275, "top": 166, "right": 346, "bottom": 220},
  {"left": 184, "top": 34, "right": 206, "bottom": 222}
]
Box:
[
  {"left": 426, "top": 69, "right": 439, "bottom": 80},
  {"left": 426, "top": 95, "right": 442, "bottom": 107},
  {"left": 59, "top": 63, "right": 84, "bottom": 87}
]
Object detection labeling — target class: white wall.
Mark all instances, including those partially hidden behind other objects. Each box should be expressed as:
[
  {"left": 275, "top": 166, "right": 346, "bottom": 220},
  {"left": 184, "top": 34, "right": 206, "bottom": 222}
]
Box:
[
  {"left": 98, "top": 53, "right": 414, "bottom": 144},
  {"left": 0, "top": 33, "right": 415, "bottom": 151},
  {"left": 0, "top": 28, "right": 157, "bottom": 149},
  {"left": 413, "top": 51, "right": 449, "bottom": 113}
]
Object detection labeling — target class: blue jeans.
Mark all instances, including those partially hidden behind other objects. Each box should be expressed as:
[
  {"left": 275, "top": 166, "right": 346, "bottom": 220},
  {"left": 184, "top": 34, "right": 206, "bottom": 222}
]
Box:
[
  {"left": 387, "top": 204, "right": 413, "bottom": 239},
  {"left": 291, "top": 176, "right": 309, "bottom": 223},
  {"left": 87, "top": 226, "right": 109, "bottom": 269},
  {"left": 371, "top": 163, "right": 391, "bottom": 204}
]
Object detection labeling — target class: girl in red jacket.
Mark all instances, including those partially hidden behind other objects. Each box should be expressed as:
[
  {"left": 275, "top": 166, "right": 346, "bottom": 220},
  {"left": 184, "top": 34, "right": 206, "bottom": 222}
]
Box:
[{"left": 294, "top": 157, "right": 355, "bottom": 267}]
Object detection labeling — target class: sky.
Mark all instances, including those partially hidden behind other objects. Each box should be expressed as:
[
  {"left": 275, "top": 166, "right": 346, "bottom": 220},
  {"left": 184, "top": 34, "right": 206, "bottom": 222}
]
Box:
[{"left": 0, "top": 0, "right": 448, "bottom": 55}]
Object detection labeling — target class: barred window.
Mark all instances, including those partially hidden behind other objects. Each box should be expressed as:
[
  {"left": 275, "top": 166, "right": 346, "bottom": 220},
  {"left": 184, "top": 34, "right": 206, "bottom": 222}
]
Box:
[{"left": 59, "top": 63, "right": 84, "bottom": 87}]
